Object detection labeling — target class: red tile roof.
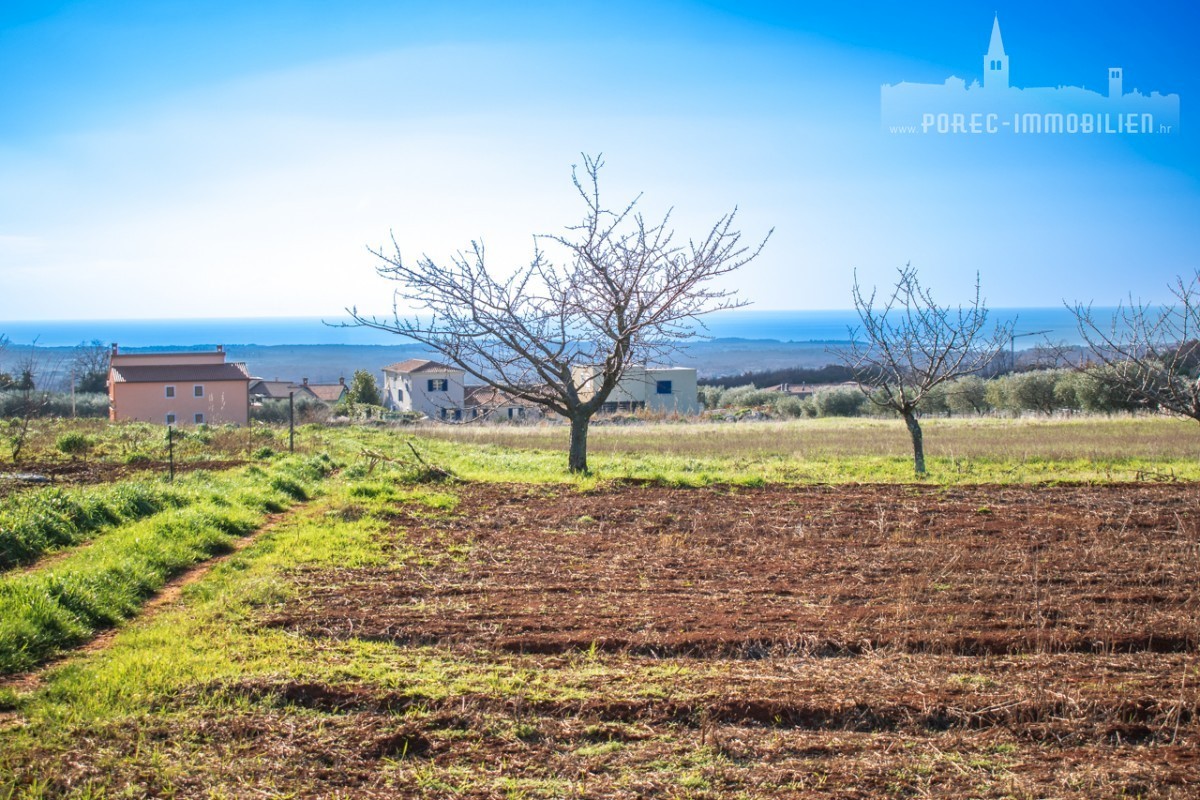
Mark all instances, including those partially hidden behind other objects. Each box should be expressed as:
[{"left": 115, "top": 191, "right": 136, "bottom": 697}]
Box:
[
  {"left": 464, "top": 385, "right": 539, "bottom": 407},
  {"left": 381, "top": 358, "right": 462, "bottom": 374},
  {"left": 306, "top": 383, "right": 348, "bottom": 403},
  {"left": 110, "top": 363, "right": 251, "bottom": 384}
]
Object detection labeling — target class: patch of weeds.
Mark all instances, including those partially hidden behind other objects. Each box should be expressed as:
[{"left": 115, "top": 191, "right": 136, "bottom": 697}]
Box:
[
  {"left": 948, "top": 673, "right": 997, "bottom": 690},
  {"left": 573, "top": 740, "right": 623, "bottom": 757}
]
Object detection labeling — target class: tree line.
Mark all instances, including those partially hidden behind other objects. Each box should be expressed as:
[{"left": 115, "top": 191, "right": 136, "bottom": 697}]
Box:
[{"left": 700, "top": 367, "right": 1145, "bottom": 418}]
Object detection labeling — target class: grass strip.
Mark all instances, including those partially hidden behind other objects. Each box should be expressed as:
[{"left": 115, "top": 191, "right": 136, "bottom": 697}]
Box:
[
  {"left": 0, "top": 480, "right": 196, "bottom": 573},
  {"left": 0, "top": 455, "right": 334, "bottom": 675}
]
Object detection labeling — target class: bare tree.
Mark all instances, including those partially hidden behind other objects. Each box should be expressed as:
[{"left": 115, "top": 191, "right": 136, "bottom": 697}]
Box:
[
  {"left": 834, "top": 265, "right": 1012, "bottom": 476},
  {"left": 71, "top": 339, "right": 111, "bottom": 393},
  {"left": 1070, "top": 269, "right": 1200, "bottom": 423},
  {"left": 348, "top": 155, "right": 768, "bottom": 472}
]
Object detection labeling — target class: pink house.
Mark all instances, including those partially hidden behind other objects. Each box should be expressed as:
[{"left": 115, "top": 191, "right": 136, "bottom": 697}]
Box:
[{"left": 108, "top": 344, "right": 251, "bottom": 426}]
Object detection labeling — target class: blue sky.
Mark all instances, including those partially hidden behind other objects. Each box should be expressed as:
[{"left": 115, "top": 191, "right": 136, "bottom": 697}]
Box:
[{"left": 1, "top": 0, "right": 1197, "bottom": 320}]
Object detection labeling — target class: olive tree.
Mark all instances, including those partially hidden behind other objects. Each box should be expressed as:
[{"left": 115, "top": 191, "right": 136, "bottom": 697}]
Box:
[
  {"left": 1071, "top": 270, "right": 1200, "bottom": 423},
  {"left": 349, "top": 155, "right": 768, "bottom": 472},
  {"left": 834, "top": 265, "right": 1012, "bottom": 475}
]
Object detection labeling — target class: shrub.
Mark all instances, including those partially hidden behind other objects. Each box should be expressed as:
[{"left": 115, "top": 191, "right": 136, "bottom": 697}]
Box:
[
  {"left": 719, "top": 386, "right": 779, "bottom": 409},
  {"left": 945, "top": 375, "right": 991, "bottom": 415},
  {"left": 697, "top": 386, "right": 725, "bottom": 410},
  {"left": 55, "top": 432, "right": 94, "bottom": 459},
  {"left": 815, "top": 388, "right": 866, "bottom": 417},
  {"left": 774, "top": 396, "right": 812, "bottom": 418},
  {"left": 1009, "top": 371, "right": 1059, "bottom": 414},
  {"left": 916, "top": 383, "right": 950, "bottom": 415}
]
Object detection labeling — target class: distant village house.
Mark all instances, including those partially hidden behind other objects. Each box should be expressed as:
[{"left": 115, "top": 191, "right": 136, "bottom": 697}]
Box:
[
  {"left": 384, "top": 359, "right": 698, "bottom": 420},
  {"left": 382, "top": 359, "right": 466, "bottom": 420},
  {"left": 108, "top": 345, "right": 251, "bottom": 426},
  {"left": 464, "top": 386, "right": 541, "bottom": 422},
  {"left": 573, "top": 365, "right": 699, "bottom": 414},
  {"left": 249, "top": 376, "right": 348, "bottom": 405}
]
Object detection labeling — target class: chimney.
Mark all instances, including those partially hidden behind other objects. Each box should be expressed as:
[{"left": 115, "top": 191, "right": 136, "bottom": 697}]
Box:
[
  {"left": 339, "top": 376, "right": 345, "bottom": 386},
  {"left": 303, "top": 377, "right": 309, "bottom": 386},
  {"left": 216, "top": 344, "right": 224, "bottom": 353},
  {"left": 111, "top": 343, "right": 119, "bottom": 356}
]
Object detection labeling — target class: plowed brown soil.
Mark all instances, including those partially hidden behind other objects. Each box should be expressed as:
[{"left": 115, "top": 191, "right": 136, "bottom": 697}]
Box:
[
  {"left": 15, "top": 482, "right": 1200, "bottom": 798},
  {"left": 243, "top": 482, "right": 1200, "bottom": 798},
  {"left": 272, "top": 483, "right": 1200, "bottom": 658}
]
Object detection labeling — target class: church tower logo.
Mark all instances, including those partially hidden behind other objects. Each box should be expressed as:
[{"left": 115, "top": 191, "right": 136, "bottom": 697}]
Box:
[{"left": 881, "top": 15, "right": 1179, "bottom": 135}]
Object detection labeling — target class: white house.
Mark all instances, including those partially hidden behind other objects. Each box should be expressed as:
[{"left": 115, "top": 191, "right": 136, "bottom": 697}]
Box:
[
  {"left": 381, "top": 359, "right": 466, "bottom": 420},
  {"left": 572, "top": 365, "right": 699, "bottom": 415}
]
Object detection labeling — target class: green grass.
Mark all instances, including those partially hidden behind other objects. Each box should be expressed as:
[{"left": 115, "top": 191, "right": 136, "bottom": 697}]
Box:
[
  {"left": 0, "top": 474, "right": 695, "bottom": 731},
  {"left": 0, "top": 480, "right": 192, "bottom": 572},
  {"left": 0, "top": 455, "right": 335, "bottom": 675}
]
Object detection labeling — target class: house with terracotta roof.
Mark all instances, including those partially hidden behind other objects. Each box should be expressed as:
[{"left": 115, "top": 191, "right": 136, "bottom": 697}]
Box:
[
  {"left": 381, "top": 359, "right": 465, "bottom": 420},
  {"left": 249, "top": 377, "right": 347, "bottom": 405},
  {"left": 305, "top": 378, "right": 348, "bottom": 405},
  {"left": 249, "top": 379, "right": 318, "bottom": 403},
  {"left": 464, "top": 385, "right": 542, "bottom": 422},
  {"left": 108, "top": 344, "right": 251, "bottom": 425}
]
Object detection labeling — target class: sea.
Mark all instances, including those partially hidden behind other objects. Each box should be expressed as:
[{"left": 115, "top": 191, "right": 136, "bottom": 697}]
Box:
[
  {"left": 1, "top": 308, "right": 1096, "bottom": 383},
  {"left": 1, "top": 308, "right": 1088, "bottom": 349}
]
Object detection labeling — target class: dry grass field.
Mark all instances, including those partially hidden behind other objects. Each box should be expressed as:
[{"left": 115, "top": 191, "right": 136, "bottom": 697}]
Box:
[{"left": 419, "top": 415, "right": 1200, "bottom": 463}]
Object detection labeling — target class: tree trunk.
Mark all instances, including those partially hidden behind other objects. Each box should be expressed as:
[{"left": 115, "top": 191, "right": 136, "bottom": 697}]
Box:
[
  {"left": 568, "top": 414, "right": 590, "bottom": 473},
  {"left": 903, "top": 411, "right": 926, "bottom": 476}
]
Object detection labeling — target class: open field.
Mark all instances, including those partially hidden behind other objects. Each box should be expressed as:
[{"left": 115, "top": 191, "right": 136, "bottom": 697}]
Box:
[
  {"left": 5, "top": 415, "right": 1200, "bottom": 489},
  {"left": 2, "top": 453, "right": 1198, "bottom": 798},
  {"left": 412, "top": 415, "right": 1200, "bottom": 483},
  {"left": 420, "top": 415, "right": 1200, "bottom": 463}
]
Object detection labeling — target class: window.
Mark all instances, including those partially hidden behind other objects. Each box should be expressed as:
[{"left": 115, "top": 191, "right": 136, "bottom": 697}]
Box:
[
  {"left": 428, "top": 378, "right": 448, "bottom": 391},
  {"left": 440, "top": 407, "right": 462, "bottom": 421},
  {"left": 193, "top": 385, "right": 204, "bottom": 397},
  {"left": 656, "top": 380, "right": 673, "bottom": 395},
  {"left": 396, "top": 389, "right": 404, "bottom": 402},
  {"left": 165, "top": 385, "right": 175, "bottom": 398},
  {"left": 194, "top": 413, "right": 205, "bottom": 424},
  {"left": 165, "top": 413, "right": 176, "bottom": 425}
]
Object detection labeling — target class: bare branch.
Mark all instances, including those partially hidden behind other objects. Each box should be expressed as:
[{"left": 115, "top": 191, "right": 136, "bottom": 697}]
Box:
[
  {"left": 832, "top": 265, "right": 1013, "bottom": 475},
  {"left": 344, "top": 155, "right": 769, "bottom": 472},
  {"left": 1070, "top": 269, "right": 1200, "bottom": 422}
]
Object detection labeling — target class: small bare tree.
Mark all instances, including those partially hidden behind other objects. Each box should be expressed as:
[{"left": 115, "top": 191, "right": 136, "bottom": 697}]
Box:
[
  {"left": 834, "top": 265, "right": 1012, "bottom": 476},
  {"left": 71, "top": 339, "right": 111, "bottom": 394},
  {"left": 1070, "top": 270, "right": 1200, "bottom": 423},
  {"left": 349, "top": 155, "right": 768, "bottom": 472}
]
